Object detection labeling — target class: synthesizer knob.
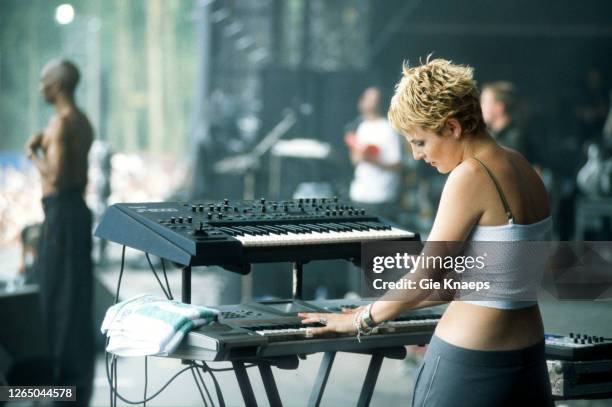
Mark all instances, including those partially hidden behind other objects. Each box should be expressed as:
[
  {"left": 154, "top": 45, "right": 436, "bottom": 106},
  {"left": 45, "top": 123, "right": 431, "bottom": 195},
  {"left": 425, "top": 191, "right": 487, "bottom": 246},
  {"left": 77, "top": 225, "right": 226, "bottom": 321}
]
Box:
[
  {"left": 217, "top": 213, "right": 223, "bottom": 219},
  {"left": 224, "top": 198, "right": 229, "bottom": 205},
  {"left": 569, "top": 332, "right": 574, "bottom": 338},
  {"left": 207, "top": 213, "right": 213, "bottom": 220},
  {"left": 187, "top": 217, "right": 193, "bottom": 223},
  {"left": 178, "top": 217, "right": 184, "bottom": 223},
  {"left": 333, "top": 196, "right": 338, "bottom": 202},
  {"left": 262, "top": 205, "right": 266, "bottom": 213},
  {"left": 260, "top": 197, "right": 265, "bottom": 204},
  {"left": 170, "top": 217, "right": 176, "bottom": 224},
  {"left": 326, "top": 210, "right": 330, "bottom": 216},
  {"left": 601, "top": 337, "right": 605, "bottom": 342},
  {"left": 194, "top": 222, "right": 207, "bottom": 236},
  {"left": 272, "top": 203, "right": 278, "bottom": 210},
  {"left": 198, "top": 205, "right": 204, "bottom": 212},
  {"left": 191, "top": 205, "right": 197, "bottom": 212}
]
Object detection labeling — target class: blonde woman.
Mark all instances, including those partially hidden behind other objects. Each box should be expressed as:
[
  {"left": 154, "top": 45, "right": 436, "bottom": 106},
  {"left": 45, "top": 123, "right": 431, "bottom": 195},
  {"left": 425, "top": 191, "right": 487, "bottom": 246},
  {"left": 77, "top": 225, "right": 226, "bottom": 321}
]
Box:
[{"left": 299, "top": 58, "right": 553, "bottom": 406}]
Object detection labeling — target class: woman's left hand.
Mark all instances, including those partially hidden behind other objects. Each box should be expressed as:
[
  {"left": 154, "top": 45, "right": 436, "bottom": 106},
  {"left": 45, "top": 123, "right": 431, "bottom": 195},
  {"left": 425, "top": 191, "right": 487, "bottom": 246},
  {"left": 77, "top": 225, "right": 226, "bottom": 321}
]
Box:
[{"left": 298, "top": 312, "right": 357, "bottom": 336}]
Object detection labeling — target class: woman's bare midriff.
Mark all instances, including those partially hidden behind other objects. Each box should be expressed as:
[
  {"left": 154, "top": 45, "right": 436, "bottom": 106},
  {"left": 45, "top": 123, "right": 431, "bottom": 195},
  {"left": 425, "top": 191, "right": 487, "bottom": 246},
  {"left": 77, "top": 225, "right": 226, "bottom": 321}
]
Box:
[{"left": 433, "top": 301, "right": 545, "bottom": 351}]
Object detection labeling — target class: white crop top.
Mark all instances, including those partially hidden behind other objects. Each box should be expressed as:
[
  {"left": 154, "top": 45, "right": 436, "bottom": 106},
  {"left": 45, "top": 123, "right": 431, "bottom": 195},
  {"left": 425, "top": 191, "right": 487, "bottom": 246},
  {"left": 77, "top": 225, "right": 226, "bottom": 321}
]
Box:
[{"left": 459, "top": 158, "right": 552, "bottom": 310}]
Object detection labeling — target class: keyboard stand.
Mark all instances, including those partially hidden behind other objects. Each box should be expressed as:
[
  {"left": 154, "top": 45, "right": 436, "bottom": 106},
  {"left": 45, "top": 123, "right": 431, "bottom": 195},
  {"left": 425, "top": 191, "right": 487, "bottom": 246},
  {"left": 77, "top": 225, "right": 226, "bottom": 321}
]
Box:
[
  {"left": 182, "top": 262, "right": 304, "bottom": 302},
  {"left": 308, "top": 347, "right": 408, "bottom": 407},
  {"left": 182, "top": 266, "right": 191, "bottom": 303},
  {"left": 292, "top": 261, "right": 304, "bottom": 299},
  {"left": 232, "top": 355, "right": 299, "bottom": 407}
]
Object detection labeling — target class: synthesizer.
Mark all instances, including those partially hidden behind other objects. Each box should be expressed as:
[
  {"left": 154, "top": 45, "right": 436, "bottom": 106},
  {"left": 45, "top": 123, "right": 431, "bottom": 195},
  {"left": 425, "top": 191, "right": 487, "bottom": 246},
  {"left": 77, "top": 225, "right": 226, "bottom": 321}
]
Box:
[
  {"left": 545, "top": 333, "right": 612, "bottom": 361},
  {"left": 171, "top": 299, "right": 442, "bottom": 362},
  {"left": 546, "top": 333, "right": 612, "bottom": 399},
  {"left": 95, "top": 198, "right": 419, "bottom": 268}
]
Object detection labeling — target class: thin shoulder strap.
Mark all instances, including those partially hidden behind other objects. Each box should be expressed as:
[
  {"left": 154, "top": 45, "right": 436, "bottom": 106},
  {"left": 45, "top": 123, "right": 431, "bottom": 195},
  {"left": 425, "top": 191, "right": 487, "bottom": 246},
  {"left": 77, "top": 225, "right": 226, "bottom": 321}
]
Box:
[{"left": 472, "top": 157, "right": 514, "bottom": 222}]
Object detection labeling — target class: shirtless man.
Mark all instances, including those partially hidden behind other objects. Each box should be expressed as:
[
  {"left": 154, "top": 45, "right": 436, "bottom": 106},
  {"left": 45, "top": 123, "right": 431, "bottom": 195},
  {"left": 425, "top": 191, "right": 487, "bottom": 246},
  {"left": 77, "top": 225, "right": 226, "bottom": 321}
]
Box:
[
  {"left": 26, "top": 59, "right": 95, "bottom": 407},
  {"left": 27, "top": 60, "right": 93, "bottom": 196}
]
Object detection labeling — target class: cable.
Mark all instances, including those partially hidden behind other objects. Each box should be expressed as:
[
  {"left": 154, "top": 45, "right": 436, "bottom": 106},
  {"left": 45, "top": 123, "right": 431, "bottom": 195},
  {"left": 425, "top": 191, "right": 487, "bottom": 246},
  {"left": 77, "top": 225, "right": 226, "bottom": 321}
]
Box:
[
  {"left": 143, "top": 356, "right": 148, "bottom": 407},
  {"left": 145, "top": 252, "right": 170, "bottom": 299},
  {"left": 194, "top": 362, "right": 215, "bottom": 407},
  {"left": 195, "top": 361, "right": 226, "bottom": 407},
  {"left": 108, "top": 353, "right": 113, "bottom": 407},
  {"left": 206, "top": 365, "right": 226, "bottom": 407},
  {"left": 160, "top": 258, "right": 174, "bottom": 300},
  {"left": 115, "top": 245, "right": 126, "bottom": 302},
  {"left": 113, "top": 356, "right": 118, "bottom": 407},
  {"left": 190, "top": 366, "right": 209, "bottom": 407},
  {"left": 105, "top": 353, "right": 194, "bottom": 405}
]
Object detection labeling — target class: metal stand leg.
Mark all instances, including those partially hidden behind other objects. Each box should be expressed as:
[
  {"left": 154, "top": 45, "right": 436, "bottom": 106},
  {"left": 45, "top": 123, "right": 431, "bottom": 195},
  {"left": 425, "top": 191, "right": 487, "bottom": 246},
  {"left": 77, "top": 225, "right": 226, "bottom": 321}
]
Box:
[
  {"left": 307, "top": 352, "right": 336, "bottom": 407},
  {"left": 180, "top": 266, "right": 193, "bottom": 365},
  {"left": 356, "top": 353, "right": 384, "bottom": 407},
  {"left": 292, "top": 261, "right": 303, "bottom": 300},
  {"left": 233, "top": 361, "right": 258, "bottom": 406},
  {"left": 258, "top": 363, "right": 283, "bottom": 407},
  {"left": 182, "top": 266, "right": 191, "bottom": 304}
]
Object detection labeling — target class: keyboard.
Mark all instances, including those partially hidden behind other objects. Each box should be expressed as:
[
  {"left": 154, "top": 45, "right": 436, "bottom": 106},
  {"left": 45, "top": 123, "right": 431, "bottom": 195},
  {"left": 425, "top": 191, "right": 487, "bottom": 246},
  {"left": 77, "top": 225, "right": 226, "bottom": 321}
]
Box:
[
  {"left": 171, "top": 299, "right": 442, "bottom": 361},
  {"left": 545, "top": 333, "right": 612, "bottom": 361},
  {"left": 95, "top": 198, "right": 419, "bottom": 268}
]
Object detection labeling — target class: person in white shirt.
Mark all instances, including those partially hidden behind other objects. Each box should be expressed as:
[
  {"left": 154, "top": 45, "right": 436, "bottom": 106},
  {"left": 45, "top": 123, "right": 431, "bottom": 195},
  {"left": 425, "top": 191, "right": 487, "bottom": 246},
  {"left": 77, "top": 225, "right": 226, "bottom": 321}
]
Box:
[{"left": 346, "top": 87, "right": 402, "bottom": 220}]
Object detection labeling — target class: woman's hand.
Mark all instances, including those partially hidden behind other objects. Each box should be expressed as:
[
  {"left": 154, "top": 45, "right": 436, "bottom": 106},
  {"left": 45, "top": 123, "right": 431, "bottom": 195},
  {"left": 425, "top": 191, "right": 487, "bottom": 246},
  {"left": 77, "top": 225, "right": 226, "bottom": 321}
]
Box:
[{"left": 298, "top": 312, "right": 357, "bottom": 336}]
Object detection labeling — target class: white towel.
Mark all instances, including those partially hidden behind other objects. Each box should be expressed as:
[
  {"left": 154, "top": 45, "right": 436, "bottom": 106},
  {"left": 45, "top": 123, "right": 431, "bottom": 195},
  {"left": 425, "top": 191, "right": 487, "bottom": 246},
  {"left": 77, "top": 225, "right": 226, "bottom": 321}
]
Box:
[{"left": 101, "top": 294, "right": 219, "bottom": 357}]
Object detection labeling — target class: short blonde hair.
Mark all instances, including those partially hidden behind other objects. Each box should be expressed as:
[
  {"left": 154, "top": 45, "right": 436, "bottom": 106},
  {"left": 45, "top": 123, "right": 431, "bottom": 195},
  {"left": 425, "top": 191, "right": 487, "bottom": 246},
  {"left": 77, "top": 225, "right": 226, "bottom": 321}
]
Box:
[{"left": 388, "top": 58, "right": 485, "bottom": 136}]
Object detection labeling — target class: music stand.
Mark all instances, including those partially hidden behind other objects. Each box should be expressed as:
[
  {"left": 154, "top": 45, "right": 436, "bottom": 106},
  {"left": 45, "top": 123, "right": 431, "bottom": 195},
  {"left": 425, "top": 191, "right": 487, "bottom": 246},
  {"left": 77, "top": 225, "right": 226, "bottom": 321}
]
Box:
[{"left": 213, "top": 109, "right": 297, "bottom": 301}]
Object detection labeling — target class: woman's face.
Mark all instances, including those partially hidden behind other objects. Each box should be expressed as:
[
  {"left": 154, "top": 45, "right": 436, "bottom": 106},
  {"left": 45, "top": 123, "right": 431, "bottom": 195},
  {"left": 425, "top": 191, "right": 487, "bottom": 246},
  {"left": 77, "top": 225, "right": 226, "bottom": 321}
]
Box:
[{"left": 404, "top": 124, "right": 463, "bottom": 174}]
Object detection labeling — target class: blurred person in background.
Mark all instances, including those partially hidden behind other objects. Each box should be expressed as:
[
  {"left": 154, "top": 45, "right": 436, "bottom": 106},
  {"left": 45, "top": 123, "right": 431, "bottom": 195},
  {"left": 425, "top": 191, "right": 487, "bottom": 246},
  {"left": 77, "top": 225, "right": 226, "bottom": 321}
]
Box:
[
  {"left": 573, "top": 67, "right": 609, "bottom": 145},
  {"left": 345, "top": 86, "right": 402, "bottom": 221},
  {"left": 25, "top": 59, "right": 95, "bottom": 406},
  {"left": 89, "top": 139, "right": 113, "bottom": 265},
  {"left": 480, "top": 81, "right": 530, "bottom": 158}
]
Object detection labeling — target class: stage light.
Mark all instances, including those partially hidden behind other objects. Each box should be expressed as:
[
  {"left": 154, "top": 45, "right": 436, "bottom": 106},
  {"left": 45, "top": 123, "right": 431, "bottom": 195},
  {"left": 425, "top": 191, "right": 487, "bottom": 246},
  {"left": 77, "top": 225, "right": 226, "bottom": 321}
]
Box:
[{"left": 55, "top": 4, "right": 75, "bottom": 25}]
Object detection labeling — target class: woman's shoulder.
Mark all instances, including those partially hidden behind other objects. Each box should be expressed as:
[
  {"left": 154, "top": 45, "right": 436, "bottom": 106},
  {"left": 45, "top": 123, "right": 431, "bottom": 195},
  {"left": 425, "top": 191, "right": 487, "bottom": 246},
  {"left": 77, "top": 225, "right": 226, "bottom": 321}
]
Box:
[
  {"left": 449, "top": 157, "right": 490, "bottom": 185},
  {"left": 442, "top": 160, "right": 491, "bottom": 206}
]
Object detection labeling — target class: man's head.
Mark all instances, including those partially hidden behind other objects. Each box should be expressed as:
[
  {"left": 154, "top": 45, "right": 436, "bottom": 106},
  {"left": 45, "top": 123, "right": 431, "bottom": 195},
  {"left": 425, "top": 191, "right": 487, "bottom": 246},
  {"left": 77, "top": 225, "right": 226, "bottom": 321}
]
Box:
[
  {"left": 358, "top": 87, "right": 382, "bottom": 118},
  {"left": 480, "top": 81, "right": 516, "bottom": 129},
  {"left": 40, "top": 59, "right": 80, "bottom": 103}
]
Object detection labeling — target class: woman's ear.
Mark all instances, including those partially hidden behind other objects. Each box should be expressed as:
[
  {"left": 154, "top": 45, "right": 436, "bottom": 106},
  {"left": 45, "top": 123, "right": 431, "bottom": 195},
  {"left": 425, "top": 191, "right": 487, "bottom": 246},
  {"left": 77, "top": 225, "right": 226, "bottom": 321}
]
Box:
[{"left": 445, "top": 118, "right": 463, "bottom": 139}]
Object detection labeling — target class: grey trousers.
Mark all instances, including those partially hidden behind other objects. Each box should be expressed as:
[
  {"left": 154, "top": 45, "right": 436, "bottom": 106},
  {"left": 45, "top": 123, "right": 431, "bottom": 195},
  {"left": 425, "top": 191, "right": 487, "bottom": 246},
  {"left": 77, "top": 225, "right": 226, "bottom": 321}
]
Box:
[{"left": 412, "top": 335, "right": 554, "bottom": 407}]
